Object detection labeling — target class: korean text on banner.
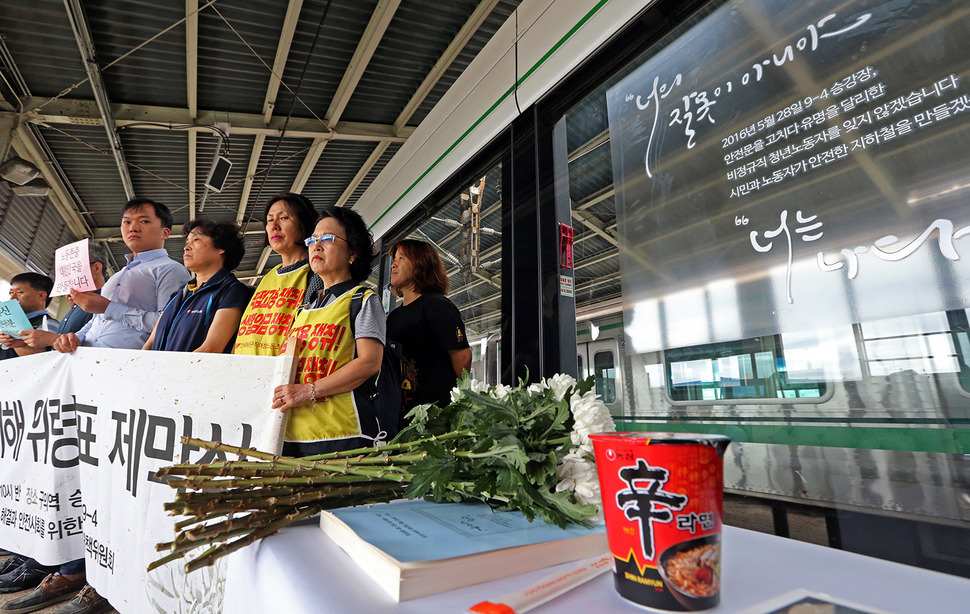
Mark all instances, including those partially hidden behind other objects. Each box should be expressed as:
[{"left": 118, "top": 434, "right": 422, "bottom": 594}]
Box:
[{"left": 0, "top": 348, "right": 290, "bottom": 613}]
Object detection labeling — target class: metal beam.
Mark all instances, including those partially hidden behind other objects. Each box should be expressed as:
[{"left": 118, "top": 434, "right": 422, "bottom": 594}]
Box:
[
  {"left": 290, "top": 137, "right": 328, "bottom": 194},
  {"left": 393, "top": 0, "right": 500, "bottom": 132},
  {"left": 185, "top": 0, "right": 199, "bottom": 119},
  {"left": 188, "top": 131, "right": 197, "bottom": 218},
  {"left": 335, "top": 142, "right": 388, "bottom": 207},
  {"left": 263, "top": 0, "right": 304, "bottom": 124},
  {"left": 325, "top": 0, "right": 401, "bottom": 128},
  {"left": 15, "top": 98, "right": 414, "bottom": 142},
  {"left": 238, "top": 134, "right": 266, "bottom": 223},
  {"left": 186, "top": 1, "right": 199, "bottom": 217},
  {"left": 63, "top": 0, "right": 135, "bottom": 200}
]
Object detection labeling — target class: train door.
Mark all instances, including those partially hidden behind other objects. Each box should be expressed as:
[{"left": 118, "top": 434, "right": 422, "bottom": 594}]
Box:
[{"left": 578, "top": 338, "right": 623, "bottom": 416}]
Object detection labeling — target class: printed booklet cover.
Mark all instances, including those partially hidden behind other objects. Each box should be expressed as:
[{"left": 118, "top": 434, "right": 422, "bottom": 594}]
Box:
[{"left": 320, "top": 499, "right": 607, "bottom": 601}]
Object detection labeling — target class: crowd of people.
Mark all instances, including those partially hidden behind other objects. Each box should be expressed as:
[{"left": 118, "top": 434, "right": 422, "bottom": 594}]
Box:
[{"left": 0, "top": 193, "right": 471, "bottom": 614}]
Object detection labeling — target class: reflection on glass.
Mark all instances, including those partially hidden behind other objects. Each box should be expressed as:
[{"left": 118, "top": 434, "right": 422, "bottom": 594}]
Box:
[
  {"left": 593, "top": 350, "right": 617, "bottom": 403},
  {"left": 665, "top": 335, "right": 827, "bottom": 401},
  {"left": 383, "top": 164, "right": 503, "bottom": 366}
]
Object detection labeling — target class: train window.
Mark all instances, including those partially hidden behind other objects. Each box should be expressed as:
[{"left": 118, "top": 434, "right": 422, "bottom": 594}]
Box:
[
  {"left": 577, "top": 354, "right": 584, "bottom": 379},
  {"left": 664, "top": 336, "right": 827, "bottom": 402},
  {"left": 948, "top": 310, "right": 970, "bottom": 394},
  {"left": 593, "top": 351, "right": 617, "bottom": 404}
]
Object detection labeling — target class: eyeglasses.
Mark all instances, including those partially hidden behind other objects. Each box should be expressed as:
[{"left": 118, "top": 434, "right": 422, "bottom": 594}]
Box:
[{"left": 304, "top": 234, "right": 347, "bottom": 247}]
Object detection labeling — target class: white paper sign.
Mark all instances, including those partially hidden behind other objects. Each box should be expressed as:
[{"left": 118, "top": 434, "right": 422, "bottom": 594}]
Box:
[
  {"left": 52, "top": 239, "right": 97, "bottom": 297},
  {"left": 0, "top": 348, "right": 291, "bottom": 613}
]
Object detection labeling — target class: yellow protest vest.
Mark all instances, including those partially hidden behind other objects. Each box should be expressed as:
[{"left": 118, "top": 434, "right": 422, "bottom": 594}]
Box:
[
  {"left": 233, "top": 263, "right": 309, "bottom": 356},
  {"left": 283, "top": 288, "right": 376, "bottom": 443}
]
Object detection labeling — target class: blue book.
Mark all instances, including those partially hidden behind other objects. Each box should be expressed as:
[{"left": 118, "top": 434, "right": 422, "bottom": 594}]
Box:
[
  {"left": 0, "top": 300, "right": 33, "bottom": 339},
  {"left": 320, "top": 499, "right": 607, "bottom": 601}
]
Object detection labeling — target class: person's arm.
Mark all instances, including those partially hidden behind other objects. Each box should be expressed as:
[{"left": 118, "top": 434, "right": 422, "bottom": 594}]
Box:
[
  {"left": 449, "top": 347, "right": 472, "bottom": 377},
  {"left": 141, "top": 320, "right": 160, "bottom": 351},
  {"left": 272, "top": 337, "right": 383, "bottom": 412},
  {"left": 69, "top": 290, "right": 110, "bottom": 314},
  {"left": 193, "top": 307, "right": 244, "bottom": 354},
  {"left": 18, "top": 329, "right": 59, "bottom": 349},
  {"left": 10, "top": 332, "right": 47, "bottom": 356},
  {"left": 0, "top": 333, "right": 29, "bottom": 354}
]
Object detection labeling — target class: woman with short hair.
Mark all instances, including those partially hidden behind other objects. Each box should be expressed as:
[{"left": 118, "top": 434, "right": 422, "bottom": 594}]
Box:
[
  {"left": 143, "top": 218, "right": 251, "bottom": 353},
  {"left": 271, "top": 207, "right": 386, "bottom": 456},
  {"left": 233, "top": 192, "right": 317, "bottom": 356},
  {"left": 387, "top": 239, "right": 471, "bottom": 410}
]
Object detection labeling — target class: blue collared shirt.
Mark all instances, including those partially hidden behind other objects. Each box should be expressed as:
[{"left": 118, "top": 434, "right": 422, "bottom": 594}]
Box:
[{"left": 75, "top": 248, "right": 191, "bottom": 349}]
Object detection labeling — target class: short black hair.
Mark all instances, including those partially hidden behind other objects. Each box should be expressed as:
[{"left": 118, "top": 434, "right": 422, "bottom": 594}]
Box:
[
  {"left": 11, "top": 272, "right": 54, "bottom": 306},
  {"left": 183, "top": 218, "right": 247, "bottom": 271},
  {"left": 122, "top": 198, "right": 174, "bottom": 229},
  {"left": 88, "top": 242, "right": 110, "bottom": 273},
  {"left": 316, "top": 207, "right": 374, "bottom": 283},
  {"left": 262, "top": 193, "right": 317, "bottom": 247}
]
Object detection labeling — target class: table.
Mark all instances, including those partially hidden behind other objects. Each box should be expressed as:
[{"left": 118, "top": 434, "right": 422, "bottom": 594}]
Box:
[{"left": 224, "top": 523, "right": 970, "bottom": 613}]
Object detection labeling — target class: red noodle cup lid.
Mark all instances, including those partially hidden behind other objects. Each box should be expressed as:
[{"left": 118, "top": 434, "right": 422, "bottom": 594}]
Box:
[{"left": 589, "top": 432, "right": 730, "bottom": 456}]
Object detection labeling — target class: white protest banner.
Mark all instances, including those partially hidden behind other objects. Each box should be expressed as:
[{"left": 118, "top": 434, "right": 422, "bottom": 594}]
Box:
[
  {"left": 51, "top": 238, "right": 97, "bottom": 297},
  {"left": 0, "top": 352, "right": 77, "bottom": 562},
  {"left": 0, "top": 348, "right": 291, "bottom": 613}
]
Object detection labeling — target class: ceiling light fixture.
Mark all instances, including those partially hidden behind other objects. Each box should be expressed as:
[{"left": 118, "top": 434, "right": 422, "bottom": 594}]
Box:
[
  {"left": 0, "top": 157, "right": 41, "bottom": 185},
  {"left": 12, "top": 177, "right": 51, "bottom": 197}
]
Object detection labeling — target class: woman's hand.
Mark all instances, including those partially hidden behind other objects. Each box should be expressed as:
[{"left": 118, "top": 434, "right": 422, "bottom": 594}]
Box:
[{"left": 272, "top": 382, "right": 315, "bottom": 413}]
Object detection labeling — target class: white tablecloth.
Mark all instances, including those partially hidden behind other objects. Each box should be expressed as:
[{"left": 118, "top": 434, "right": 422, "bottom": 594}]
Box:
[{"left": 224, "top": 523, "right": 970, "bottom": 613}]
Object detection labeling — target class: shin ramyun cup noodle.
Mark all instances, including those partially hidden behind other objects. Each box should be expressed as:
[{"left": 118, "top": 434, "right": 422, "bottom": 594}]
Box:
[{"left": 589, "top": 432, "right": 730, "bottom": 611}]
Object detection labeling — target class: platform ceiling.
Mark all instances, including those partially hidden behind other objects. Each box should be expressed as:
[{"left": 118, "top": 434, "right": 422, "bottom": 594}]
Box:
[{"left": 0, "top": 0, "right": 520, "bottom": 281}]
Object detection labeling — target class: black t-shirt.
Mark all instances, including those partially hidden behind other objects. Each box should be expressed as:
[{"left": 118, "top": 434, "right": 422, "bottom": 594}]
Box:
[{"left": 386, "top": 293, "right": 470, "bottom": 409}]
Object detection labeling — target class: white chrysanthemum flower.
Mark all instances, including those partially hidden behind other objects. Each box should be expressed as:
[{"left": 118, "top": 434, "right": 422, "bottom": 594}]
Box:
[
  {"left": 568, "top": 390, "right": 616, "bottom": 452},
  {"left": 554, "top": 378, "right": 615, "bottom": 522},
  {"left": 544, "top": 373, "right": 578, "bottom": 402},
  {"left": 451, "top": 379, "right": 514, "bottom": 403},
  {"left": 527, "top": 381, "right": 548, "bottom": 396},
  {"left": 490, "top": 384, "right": 513, "bottom": 400}
]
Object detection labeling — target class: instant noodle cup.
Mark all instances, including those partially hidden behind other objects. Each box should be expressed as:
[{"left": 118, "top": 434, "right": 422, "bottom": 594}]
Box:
[{"left": 589, "top": 432, "right": 730, "bottom": 611}]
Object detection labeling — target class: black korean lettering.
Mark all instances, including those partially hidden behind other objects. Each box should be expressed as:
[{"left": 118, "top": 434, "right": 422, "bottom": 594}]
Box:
[
  {"left": 66, "top": 399, "right": 98, "bottom": 466},
  {"left": 0, "top": 400, "right": 26, "bottom": 460},
  {"left": 616, "top": 459, "right": 689, "bottom": 559}
]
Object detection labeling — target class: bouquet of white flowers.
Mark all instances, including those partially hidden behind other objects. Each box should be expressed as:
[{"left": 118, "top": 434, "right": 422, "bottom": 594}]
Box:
[{"left": 150, "top": 373, "right": 615, "bottom": 573}]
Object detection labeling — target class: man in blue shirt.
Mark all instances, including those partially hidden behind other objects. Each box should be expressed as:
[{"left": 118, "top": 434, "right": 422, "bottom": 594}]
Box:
[
  {"left": 0, "top": 272, "right": 58, "bottom": 360},
  {"left": 54, "top": 199, "right": 190, "bottom": 353}
]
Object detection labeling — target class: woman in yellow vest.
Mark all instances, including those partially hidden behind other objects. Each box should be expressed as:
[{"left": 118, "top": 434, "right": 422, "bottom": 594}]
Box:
[
  {"left": 271, "top": 207, "right": 385, "bottom": 456},
  {"left": 233, "top": 193, "right": 317, "bottom": 356}
]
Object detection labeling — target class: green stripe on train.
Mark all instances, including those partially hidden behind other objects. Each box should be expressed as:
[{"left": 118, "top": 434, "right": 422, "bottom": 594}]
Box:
[{"left": 613, "top": 421, "right": 970, "bottom": 454}]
